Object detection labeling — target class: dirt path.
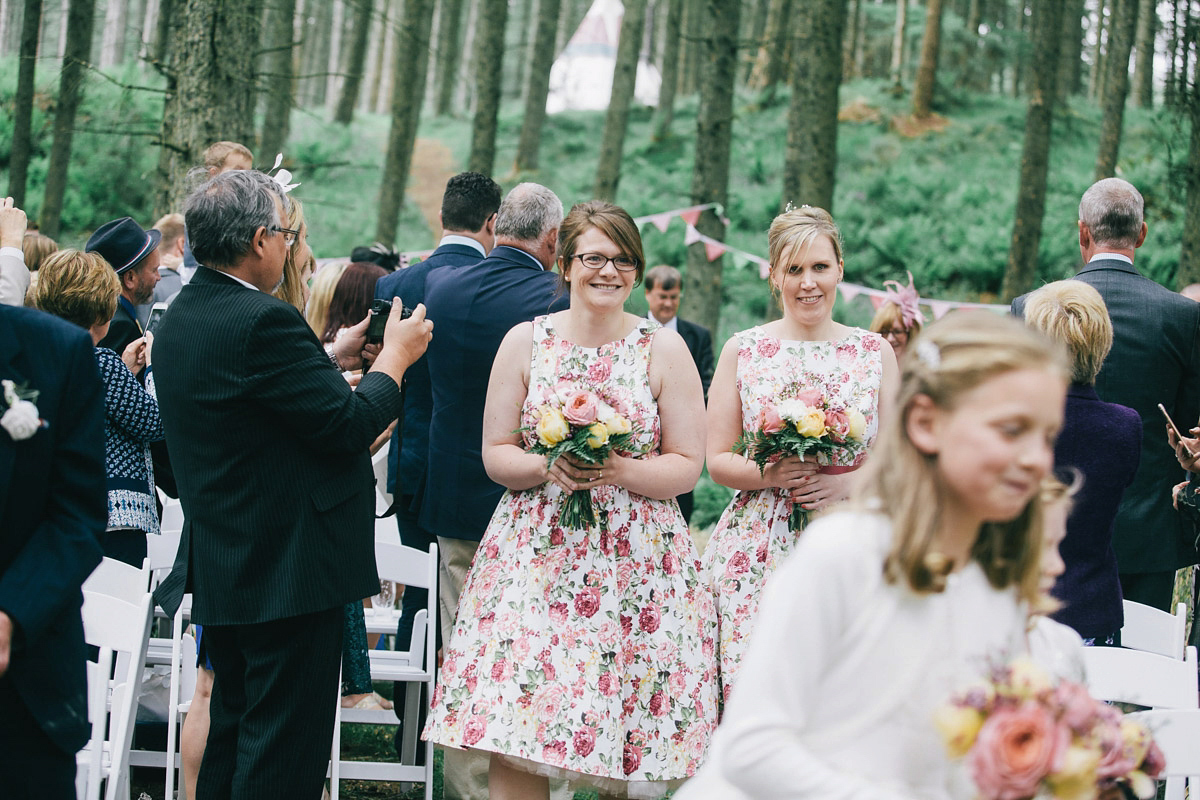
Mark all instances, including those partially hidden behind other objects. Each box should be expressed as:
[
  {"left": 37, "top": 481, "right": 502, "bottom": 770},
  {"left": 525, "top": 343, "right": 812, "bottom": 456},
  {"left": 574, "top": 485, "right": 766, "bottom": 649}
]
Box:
[{"left": 408, "top": 138, "right": 458, "bottom": 238}]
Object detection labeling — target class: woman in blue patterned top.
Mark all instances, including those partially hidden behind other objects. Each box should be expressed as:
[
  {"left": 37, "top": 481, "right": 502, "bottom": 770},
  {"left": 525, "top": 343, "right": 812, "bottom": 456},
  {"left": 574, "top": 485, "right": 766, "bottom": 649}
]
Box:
[{"left": 32, "top": 249, "right": 165, "bottom": 566}]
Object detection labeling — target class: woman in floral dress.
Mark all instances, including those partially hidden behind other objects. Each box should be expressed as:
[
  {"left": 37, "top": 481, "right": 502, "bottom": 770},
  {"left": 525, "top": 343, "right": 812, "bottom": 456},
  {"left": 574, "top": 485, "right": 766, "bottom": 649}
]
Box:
[
  {"left": 702, "top": 206, "right": 899, "bottom": 710},
  {"left": 424, "top": 201, "right": 718, "bottom": 799}
]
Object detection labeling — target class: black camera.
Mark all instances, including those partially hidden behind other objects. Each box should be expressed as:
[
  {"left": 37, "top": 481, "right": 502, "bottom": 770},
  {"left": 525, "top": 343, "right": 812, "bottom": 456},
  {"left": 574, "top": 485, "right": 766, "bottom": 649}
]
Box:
[{"left": 366, "top": 298, "right": 412, "bottom": 343}]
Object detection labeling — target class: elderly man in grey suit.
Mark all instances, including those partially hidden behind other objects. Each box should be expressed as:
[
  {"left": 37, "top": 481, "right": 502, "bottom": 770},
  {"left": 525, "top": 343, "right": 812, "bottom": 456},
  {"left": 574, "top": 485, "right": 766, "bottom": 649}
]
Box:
[{"left": 1013, "top": 178, "right": 1200, "bottom": 612}]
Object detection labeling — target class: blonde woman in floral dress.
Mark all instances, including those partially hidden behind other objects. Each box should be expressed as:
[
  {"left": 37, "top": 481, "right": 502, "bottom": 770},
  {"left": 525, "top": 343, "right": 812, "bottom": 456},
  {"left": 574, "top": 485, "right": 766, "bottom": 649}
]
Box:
[
  {"left": 703, "top": 206, "right": 899, "bottom": 710},
  {"left": 424, "top": 201, "right": 718, "bottom": 799}
]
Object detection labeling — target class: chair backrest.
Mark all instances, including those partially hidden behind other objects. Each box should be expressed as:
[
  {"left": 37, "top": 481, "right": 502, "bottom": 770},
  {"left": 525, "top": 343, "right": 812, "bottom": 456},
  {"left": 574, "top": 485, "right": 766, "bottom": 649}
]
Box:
[
  {"left": 1126, "top": 709, "right": 1200, "bottom": 800},
  {"left": 372, "top": 438, "right": 393, "bottom": 511},
  {"left": 1082, "top": 645, "right": 1200, "bottom": 710},
  {"left": 83, "top": 557, "right": 151, "bottom": 603},
  {"left": 373, "top": 539, "right": 436, "bottom": 590},
  {"left": 145, "top": 528, "right": 182, "bottom": 587},
  {"left": 1122, "top": 600, "right": 1188, "bottom": 659},
  {"left": 80, "top": 590, "right": 154, "bottom": 800}
]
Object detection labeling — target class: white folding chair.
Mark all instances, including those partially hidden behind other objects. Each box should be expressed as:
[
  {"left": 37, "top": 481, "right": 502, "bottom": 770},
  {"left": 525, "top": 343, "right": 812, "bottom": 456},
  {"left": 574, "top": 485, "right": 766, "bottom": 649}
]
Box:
[
  {"left": 329, "top": 540, "right": 437, "bottom": 800},
  {"left": 77, "top": 590, "right": 154, "bottom": 800},
  {"left": 1126, "top": 708, "right": 1200, "bottom": 800},
  {"left": 362, "top": 515, "right": 405, "bottom": 636},
  {"left": 1121, "top": 600, "right": 1188, "bottom": 659},
  {"left": 1082, "top": 644, "right": 1199, "bottom": 709},
  {"left": 372, "top": 438, "right": 393, "bottom": 512},
  {"left": 83, "top": 556, "right": 152, "bottom": 601}
]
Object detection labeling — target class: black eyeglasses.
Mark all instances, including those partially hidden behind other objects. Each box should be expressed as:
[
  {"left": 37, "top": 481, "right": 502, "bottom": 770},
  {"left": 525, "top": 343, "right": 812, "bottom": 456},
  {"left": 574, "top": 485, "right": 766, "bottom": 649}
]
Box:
[
  {"left": 271, "top": 226, "right": 300, "bottom": 247},
  {"left": 572, "top": 253, "right": 639, "bottom": 272},
  {"left": 880, "top": 328, "right": 910, "bottom": 340}
]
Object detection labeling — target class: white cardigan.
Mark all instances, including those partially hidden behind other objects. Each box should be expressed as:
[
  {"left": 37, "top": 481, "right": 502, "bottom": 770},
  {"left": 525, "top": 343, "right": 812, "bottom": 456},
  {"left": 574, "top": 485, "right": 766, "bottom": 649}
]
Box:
[
  {"left": 677, "top": 511, "right": 1029, "bottom": 800},
  {"left": 0, "top": 247, "right": 30, "bottom": 306}
]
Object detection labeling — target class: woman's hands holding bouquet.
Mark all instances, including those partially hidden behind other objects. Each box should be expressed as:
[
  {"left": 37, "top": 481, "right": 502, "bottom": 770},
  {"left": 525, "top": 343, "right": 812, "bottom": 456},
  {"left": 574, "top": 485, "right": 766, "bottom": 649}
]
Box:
[{"left": 544, "top": 451, "right": 625, "bottom": 494}]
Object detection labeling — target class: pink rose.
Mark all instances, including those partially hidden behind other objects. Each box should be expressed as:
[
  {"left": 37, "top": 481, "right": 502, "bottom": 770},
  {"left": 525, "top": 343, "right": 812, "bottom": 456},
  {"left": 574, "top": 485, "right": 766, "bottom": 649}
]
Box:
[
  {"left": 587, "top": 358, "right": 612, "bottom": 383},
  {"left": 477, "top": 612, "right": 495, "bottom": 637},
  {"left": 756, "top": 541, "right": 769, "bottom": 563},
  {"left": 661, "top": 551, "right": 679, "bottom": 575},
  {"left": 574, "top": 587, "right": 601, "bottom": 618},
  {"left": 726, "top": 550, "right": 751, "bottom": 577},
  {"left": 490, "top": 659, "right": 513, "bottom": 682},
  {"left": 758, "top": 406, "right": 786, "bottom": 434},
  {"left": 1095, "top": 728, "right": 1136, "bottom": 781},
  {"left": 563, "top": 391, "right": 599, "bottom": 426},
  {"left": 649, "top": 690, "right": 669, "bottom": 717},
  {"left": 615, "top": 538, "right": 631, "bottom": 557},
  {"left": 969, "top": 703, "right": 1067, "bottom": 800},
  {"left": 597, "top": 671, "right": 619, "bottom": 697},
  {"left": 824, "top": 408, "right": 850, "bottom": 441},
  {"left": 622, "top": 743, "right": 643, "bottom": 775},
  {"left": 541, "top": 660, "right": 556, "bottom": 681},
  {"left": 548, "top": 602, "right": 568, "bottom": 626},
  {"left": 1142, "top": 741, "right": 1166, "bottom": 779},
  {"left": 573, "top": 727, "right": 597, "bottom": 758},
  {"left": 619, "top": 614, "right": 633, "bottom": 636},
  {"left": 639, "top": 604, "right": 661, "bottom": 634},
  {"left": 462, "top": 715, "right": 487, "bottom": 746},
  {"left": 862, "top": 336, "right": 880, "bottom": 351},
  {"left": 543, "top": 740, "right": 567, "bottom": 766},
  {"left": 549, "top": 528, "right": 564, "bottom": 546},
  {"left": 795, "top": 388, "right": 824, "bottom": 406},
  {"left": 757, "top": 337, "right": 781, "bottom": 358},
  {"left": 669, "top": 670, "right": 687, "bottom": 696},
  {"left": 533, "top": 684, "right": 566, "bottom": 722},
  {"left": 1054, "top": 681, "right": 1099, "bottom": 735}
]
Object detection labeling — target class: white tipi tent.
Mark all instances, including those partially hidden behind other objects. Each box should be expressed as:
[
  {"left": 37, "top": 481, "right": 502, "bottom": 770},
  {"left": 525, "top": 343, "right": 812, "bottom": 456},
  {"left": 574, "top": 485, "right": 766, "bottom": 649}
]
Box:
[{"left": 546, "top": 0, "right": 662, "bottom": 114}]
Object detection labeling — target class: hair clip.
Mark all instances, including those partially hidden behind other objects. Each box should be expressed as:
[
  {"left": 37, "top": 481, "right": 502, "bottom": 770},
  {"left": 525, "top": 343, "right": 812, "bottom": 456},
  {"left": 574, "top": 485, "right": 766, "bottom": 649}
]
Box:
[
  {"left": 915, "top": 340, "right": 941, "bottom": 370},
  {"left": 269, "top": 153, "right": 301, "bottom": 194}
]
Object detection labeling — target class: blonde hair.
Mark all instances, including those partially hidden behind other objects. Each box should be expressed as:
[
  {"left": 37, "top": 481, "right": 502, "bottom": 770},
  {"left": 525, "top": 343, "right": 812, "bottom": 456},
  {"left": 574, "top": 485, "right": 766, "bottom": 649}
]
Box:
[
  {"left": 273, "top": 197, "right": 311, "bottom": 313},
  {"left": 203, "top": 141, "right": 253, "bottom": 172},
  {"left": 32, "top": 250, "right": 120, "bottom": 330},
  {"left": 853, "top": 311, "right": 1071, "bottom": 605},
  {"left": 21, "top": 232, "right": 59, "bottom": 271},
  {"left": 766, "top": 206, "right": 843, "bottom": 307},
  {"left": 306, "top": 260, "right": 348, "bottom": 337},
  {"left": 1029, "top": 474, "right": 1078, "bottom": 617},
  {"left": 1023, "top": 280, "right": 1112, "bottom": 385},
  {"left": 153, "top": 213, "right": 187, "bottom": 251},
  {"left": 869, "top": 303, "right": 923, "bottom": 337}
]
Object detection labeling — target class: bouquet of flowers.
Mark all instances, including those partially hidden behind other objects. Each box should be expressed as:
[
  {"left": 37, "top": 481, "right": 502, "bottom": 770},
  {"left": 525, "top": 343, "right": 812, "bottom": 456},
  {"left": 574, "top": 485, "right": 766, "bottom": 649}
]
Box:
[
  {"left": 935, "top": 657, "right": 1165, "bottom": 800},
  {"left": 733, "top": 388, "right": 866, "bottom": 532},
  {"left": 525, "top": 389, "right": 635, "bottom": 530}
]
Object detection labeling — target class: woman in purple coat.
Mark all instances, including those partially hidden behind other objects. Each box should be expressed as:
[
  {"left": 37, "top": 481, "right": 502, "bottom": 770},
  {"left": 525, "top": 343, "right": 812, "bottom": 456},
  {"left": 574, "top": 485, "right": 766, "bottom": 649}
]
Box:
[{"left": 1025, "top": 280, "right": 1142, "bottom": 644}]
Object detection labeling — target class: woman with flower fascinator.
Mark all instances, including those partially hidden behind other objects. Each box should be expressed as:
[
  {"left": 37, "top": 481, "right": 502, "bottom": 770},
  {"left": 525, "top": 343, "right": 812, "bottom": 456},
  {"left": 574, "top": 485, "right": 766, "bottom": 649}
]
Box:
[{"left": 870, "top": 271, "right": 925, "bottom": 362}]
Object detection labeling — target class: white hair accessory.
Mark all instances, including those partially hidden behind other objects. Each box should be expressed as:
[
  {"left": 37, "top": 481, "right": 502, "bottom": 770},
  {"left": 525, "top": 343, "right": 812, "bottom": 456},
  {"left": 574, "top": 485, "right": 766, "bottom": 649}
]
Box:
[
  {"left": 269, "top": 153, "right": 301, "bottom": 193},
  {"left": 915, "top": 340, "right": 941, "bottom": 370}
]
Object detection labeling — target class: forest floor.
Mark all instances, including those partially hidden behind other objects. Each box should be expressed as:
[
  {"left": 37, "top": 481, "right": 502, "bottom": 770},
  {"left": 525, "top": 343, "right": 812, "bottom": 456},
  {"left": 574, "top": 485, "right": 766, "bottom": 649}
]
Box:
[{"left": 408, "top": 138, "right": 459, "bottom": 237}]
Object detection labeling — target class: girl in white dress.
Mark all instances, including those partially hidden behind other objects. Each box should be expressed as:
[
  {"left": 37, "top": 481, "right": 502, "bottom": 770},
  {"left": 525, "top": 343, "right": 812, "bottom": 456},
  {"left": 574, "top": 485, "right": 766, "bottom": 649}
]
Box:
[{"left": 676, "top": 311, "right": 1070, "bottom": 800}]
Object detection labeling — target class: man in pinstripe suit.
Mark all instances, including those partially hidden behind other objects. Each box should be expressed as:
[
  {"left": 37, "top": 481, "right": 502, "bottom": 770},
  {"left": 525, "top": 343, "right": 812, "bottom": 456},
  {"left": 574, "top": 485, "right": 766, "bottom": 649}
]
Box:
[{"left": 153, "top": 170, "right": 432, "bottom": 799}]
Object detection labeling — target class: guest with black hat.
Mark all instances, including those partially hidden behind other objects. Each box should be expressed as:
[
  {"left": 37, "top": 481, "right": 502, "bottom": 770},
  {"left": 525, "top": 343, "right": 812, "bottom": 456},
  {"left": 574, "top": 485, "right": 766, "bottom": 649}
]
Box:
[{"left": 86, "top": 217, "right": 161, "bottom": 361}]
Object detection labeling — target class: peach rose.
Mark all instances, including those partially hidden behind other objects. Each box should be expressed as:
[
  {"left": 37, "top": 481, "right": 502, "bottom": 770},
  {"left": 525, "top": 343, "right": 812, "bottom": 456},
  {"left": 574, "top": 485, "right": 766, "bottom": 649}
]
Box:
[
  {"left": 563, "top": 391, "right": 599, "bottom": 426},
  {"left": 758, "top": 406, "right": 786, "bottom": 434},
  {"left": 968, "top": 702, "right": 1066, "bottom": 800},
  {"left": 794, "top": 389, "right": 824, "bottom": 406},
  {"left": 824, "top": 408, "right": 851, "bottom": 441}
]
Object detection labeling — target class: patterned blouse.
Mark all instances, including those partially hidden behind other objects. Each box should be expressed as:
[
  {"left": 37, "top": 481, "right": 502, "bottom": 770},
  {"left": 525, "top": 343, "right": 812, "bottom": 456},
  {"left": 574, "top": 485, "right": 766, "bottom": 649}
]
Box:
[{"left": 96, "top": 347, "right": 164, "bottom": 534}]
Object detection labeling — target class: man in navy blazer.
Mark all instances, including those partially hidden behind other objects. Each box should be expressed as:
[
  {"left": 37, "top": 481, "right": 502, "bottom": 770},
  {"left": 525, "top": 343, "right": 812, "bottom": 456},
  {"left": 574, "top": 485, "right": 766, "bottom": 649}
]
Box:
[
  {"left": 420, "top": 182, "right": 569, "bottom": 800},
  {"left": 373, "top": 171, "right": 499, "bottom": 754},
  {"left": 0, "top": 303, "right": 106, "bottom": 798},
  {"left": 1013, "top": 178, "right": 1200, "bottom": 611}
]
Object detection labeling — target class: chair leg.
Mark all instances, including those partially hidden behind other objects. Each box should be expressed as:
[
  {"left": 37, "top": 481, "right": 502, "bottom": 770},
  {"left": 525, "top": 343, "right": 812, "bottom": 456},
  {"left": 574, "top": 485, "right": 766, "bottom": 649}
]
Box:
[
  {"left": 329, "top": 671, "right": 343, "bottom": 800},
  {"left": 401, "top": 683, "right": 421, "bottom": 765}
]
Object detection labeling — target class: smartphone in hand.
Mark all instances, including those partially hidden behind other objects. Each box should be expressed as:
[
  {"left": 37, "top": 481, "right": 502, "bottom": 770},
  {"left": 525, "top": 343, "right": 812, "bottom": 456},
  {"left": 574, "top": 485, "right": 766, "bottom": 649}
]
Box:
[
  {"left": 145, "top": 302, "right": 168, "bottom": 335},
  {"left": 1159, "top": 403, "right": 1196, "bottom": 456}
]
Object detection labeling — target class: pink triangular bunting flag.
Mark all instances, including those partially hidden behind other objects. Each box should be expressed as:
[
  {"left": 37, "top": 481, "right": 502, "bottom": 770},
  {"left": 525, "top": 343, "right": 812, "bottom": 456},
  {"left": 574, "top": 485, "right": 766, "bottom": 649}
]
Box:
[
  {"left": 704, "top": 240, "right": 726, "bottom": 261},
  {"left": 648, "top": 212, "right": 672, "bottom": 233},
  {"left": 930, "top": 300, "right": 952, "bottom": 319},
  {"left": 679, "top": 208, "right": 702, "bottom": 226},
  {"left": 870, "top": 294, "right": 886, "bottom": 310},
  {"left": 683, "top": 225, "right": 702, "bottom": 245},
  {"left": 839, "top": 283, "right": 862, "bottom": 303}
]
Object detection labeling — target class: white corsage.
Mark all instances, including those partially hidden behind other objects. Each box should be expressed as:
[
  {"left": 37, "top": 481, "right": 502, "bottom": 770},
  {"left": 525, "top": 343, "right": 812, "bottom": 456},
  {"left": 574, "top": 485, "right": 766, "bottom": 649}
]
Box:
[
  {"left": 2, "top": 379, "right": 45, "bottom": 441},
  {"left": 269, "top": 153, "right": 301, "bottom": 193}
]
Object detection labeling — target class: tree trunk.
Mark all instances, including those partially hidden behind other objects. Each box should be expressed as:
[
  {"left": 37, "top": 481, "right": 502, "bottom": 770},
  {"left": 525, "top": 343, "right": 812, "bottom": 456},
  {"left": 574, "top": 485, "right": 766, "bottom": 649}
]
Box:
[
  {"left": 375, "top": 0, "right": 436, "bottom": 244},
  {"left": 7, "top": 0, "right": 41, "bottom": 207},
  {"left": 509, "top": 0, "right": 534, "bottom": 100},
  {"left": 1131, "top": 0, "right": 1155, "bottom": 107},
  {"left": 99, "top": 0, "right": 128, "bottom": 65},
  {"left": 324, "top": 0, "right": 345, "bottom": 112},
  {"left": 514, "top": 0, "right": 561, "bottom": 171},
  {"left": 680, "top": 0, "right": 702, "bottom": 95},
  {"left": 40, "top": 0, "right": 95, "bottom": 237},
  {"left": 1001, "top": 0, "right": 1064, "bottom": 300},
  {"left": 1056, "top": 0, "right": 1085, "bottom": 101},
  {"left": 593, "top": 0, "right": 648, "bottom": 201},
  {"left": 259, "top": 0, "right": 296, "bottom": 160},
  {"left": 890, "top": 0, "right": 908, "bottom": 86},
  {"left": 466, "top": 0, "right": 508, "bottom": 176},
  {"left": 434, "top": 0, "right": 466, "bottom": 115},
  {"left": 680, "top": 0, "right": 740, "bottom": 340},
  {"left": 372, "top": 0, "right": 397, "bottom": 114},
  {"left": 843, "top": 0, "right": 861, "bottom": 79},
  {"left": 782, "top": 0, "right": 845, "bottom": 212},
  {"left": 651, "top": 0, "right": 682, "bottom": 139},
  {"left": 1090, "top": 0, "right": 1108, "bottom": 100},
  {"left": 153, "top": 0, "right": 174, "bottom": 64},
  {"left": 1095, "top": 0, "right": 1138, "bottom": 180},
  {"left": 740, "top": 0, "right": 768, "bottom": 83},
  {"left": 746, "top": 0, "right": 791, "bottom": 97},
  {"left": 333, "top": 0, "right": 371, "bottom": 122},
  {"left": 0, "top": 0, "right": 20, "bottom": 56},
  {"left": 912, "top": 0, "right": 945, "bottom": 118},
  {"left": 1178, "top": 62, "right": 1200, "bottom": 286},
  {"left": 154, "top": 0, "right": 261, "bottom": 217}
]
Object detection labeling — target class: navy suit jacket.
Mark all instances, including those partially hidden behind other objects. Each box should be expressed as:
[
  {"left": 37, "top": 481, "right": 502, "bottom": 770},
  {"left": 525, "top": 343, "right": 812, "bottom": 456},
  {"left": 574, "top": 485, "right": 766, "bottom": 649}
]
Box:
[
  {"left": 0, "top": 305, "right": 106, "bottom": 754},
  {"left": 420, "top": 246, "right": 569, "bottom": 541},
  {"left": 153, "top": 267, "right": 402, "bottom": 624},
  {"left": 1013, "top": 257, "right": 1200, "bottom": 572},
  {"left": 375, "top": 242, "right": 485, "bottom": 501},
  {"left": 675, "top": 317, "right": 715, "bottom": 400}
]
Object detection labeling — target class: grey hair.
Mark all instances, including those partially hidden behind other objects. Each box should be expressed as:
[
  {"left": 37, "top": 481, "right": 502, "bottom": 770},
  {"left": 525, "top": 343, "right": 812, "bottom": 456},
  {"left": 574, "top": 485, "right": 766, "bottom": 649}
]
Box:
[
  {"left": 183, "top": 169, "right": 290, "bottom": 268},
  {"left": 644, "top": 265, "right": 682, "bottom": 291},
  {"left": 494, "top": 182, "right": 563, "bottom": 242},
  {"left": 1079, "top": 177, "right": 1143, "bottom": 249}
]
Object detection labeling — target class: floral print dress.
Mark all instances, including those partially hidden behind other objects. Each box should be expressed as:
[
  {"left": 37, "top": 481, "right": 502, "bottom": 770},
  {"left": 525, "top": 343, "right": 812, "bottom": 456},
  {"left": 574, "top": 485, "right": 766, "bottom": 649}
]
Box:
[
  {"left": 702, "top": 326, "right": 884, "bottom": 710},
  {"left": 424, "top": 315, "right": 718, "bottom": 798}
]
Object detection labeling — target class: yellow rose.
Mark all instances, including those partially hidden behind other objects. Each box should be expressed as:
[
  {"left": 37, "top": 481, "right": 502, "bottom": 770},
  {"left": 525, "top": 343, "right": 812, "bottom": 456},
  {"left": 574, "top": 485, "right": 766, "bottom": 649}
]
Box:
[
  {"left": 846, "top": 408, "right": 867, "bottom": 441},
  {"left": 794, "top": 407, "right": 826, "bottom": 438},
  {"left": 1120, "top": 719, "right": 1151, "bottom": 765},
  {"left": 1046, "top": 744, "right": 1101, "bottom": 800},
  {"left": 1006, "top": 657, "right": 1052, "bottom": 699},
  {"left": 586, "top": 422, "right": 609, "bottom": 449},
  {"left": 603, "top": 413, "right": 632, "bottom": 436},
  {"left": 933, "top": 705, "right": 984, "bottom": 758},
  {"left": 536, "top": 407, "right": 570, "bottom": 446}
]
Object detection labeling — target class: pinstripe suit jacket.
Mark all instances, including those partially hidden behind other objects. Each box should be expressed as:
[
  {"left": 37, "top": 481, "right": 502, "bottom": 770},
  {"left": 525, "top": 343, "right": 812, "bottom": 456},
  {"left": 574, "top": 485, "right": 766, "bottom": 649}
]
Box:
[{"left": 152, "top": 267, "right": 402, "bottom": 625}]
